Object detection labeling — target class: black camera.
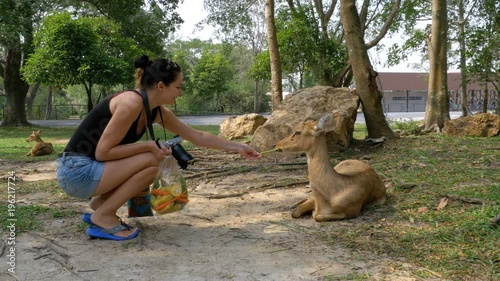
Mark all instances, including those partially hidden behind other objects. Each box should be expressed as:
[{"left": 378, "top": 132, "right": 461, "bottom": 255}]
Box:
[{"left": 164, "top": 135, "right": 194, "bottom": 169}]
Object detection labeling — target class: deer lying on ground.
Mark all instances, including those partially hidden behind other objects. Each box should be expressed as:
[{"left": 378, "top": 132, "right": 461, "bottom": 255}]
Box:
[
  {"left": 275, "top": 112, "right": 386, "bottom": 222},
  {"left": 26, "top": 130, "right": 54, "bottom": 156}
]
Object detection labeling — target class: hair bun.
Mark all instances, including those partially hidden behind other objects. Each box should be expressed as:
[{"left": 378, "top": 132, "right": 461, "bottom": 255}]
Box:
[{"left": 134, "top": 55, "right": 150, "bottom": 69}]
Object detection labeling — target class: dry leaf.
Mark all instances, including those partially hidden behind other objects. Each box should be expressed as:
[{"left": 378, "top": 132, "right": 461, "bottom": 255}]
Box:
[
  {"left": 417, "top": 207, "right": 429, "bottom": 213},
  {"left": 437, "top": 197, "right": 448, "bottom": 210}
]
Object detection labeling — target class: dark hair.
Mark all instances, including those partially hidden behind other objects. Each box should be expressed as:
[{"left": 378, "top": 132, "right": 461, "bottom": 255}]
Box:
[{"left": 134, "top": 55, "right": 182, "bottom": 89}]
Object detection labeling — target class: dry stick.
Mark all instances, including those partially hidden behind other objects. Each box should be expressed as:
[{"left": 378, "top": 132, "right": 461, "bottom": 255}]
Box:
[
  {"left": 46, "top": 255, "right": 87, "bottom": 280},
  {"left": 200, "top": 179, "right": 309, "bottom": 199},
  {"left": 185, "top": 166, "right": 255, "bottom": 180},
  {"left": 491, "top": 213, "right": 500, "bottom": 227},
  {"left": 185, "top": 162, "right": 307, "bottom": 180},
  {"left": 0, "top": 240, "right": 5, "bottom": 257},
  {"left": 440, "top": 193, "right": 484, "bottom": 204},
  {"left": 29, "top": 233, "right": 70, "bottom": 262},
  {"left": 34, "top": 253, "right": 52, "bottom": 260},
  {"left": 205, "top": 192, "right": 249, "bottom": 199},
  {"left": 184, "top": 214, "right": 214, "bottom": 222},
  {"left": 254, "top": 179, "right": 309, "bottom": 191}
]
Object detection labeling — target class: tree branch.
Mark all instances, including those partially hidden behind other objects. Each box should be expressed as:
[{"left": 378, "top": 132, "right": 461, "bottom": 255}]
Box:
[
  {"left": 365, "top": 0, "right": 401, "bottom": 49},
  {"left": 324, "top": 0, "right": 338, "bottom": 22}
]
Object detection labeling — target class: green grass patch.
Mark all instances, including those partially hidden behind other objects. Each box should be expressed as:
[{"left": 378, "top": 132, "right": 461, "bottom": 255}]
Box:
[
  {"left": 0, "top": 123, "right": 498, "bottom": 280},
  {"left": 317, "top": 134, "right": 500, "bottom": 280},
  {"left": 0, "top": 204, "right": 52, "bottom": 232}
]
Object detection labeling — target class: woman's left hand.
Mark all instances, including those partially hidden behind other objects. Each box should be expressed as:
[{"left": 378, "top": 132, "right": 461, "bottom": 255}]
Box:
[{"left": 238, "top": 144, "right": 261, "bottom": 160}]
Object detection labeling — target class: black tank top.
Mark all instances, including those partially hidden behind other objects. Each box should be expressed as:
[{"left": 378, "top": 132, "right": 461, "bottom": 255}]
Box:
[{"left": 63, "top": 90, "right": 160, "bottom": 159}]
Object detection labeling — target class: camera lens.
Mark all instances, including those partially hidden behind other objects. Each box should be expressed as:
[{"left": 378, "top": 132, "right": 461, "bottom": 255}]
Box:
[{"left": 171, "top": 143, "right": 194, "bottom": 169}]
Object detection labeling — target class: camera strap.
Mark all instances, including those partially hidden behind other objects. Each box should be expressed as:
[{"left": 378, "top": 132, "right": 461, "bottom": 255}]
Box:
[{"left": 141, "top": 88, "right": 167, "bottom": 148}]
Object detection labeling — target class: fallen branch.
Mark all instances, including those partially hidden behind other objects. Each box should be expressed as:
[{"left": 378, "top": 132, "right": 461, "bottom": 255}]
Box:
[
  {"left": 205, "top": 192, "right": 249, "bottom": 199},
  {"left": 491, "top": 213, "right": 500, "bottom": 227},
  {"left": 254, "top": 179, "right": 309, "bottom": 191},
  {"left": 440, "top": 194, "right": 484, "bottom": 204},
  {"left": 185, "top": 162, "right": 306, "bottom": 180}
]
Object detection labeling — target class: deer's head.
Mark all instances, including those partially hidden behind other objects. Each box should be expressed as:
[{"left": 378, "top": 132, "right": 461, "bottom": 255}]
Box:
[
  {"left": 275, "top": 112, "right": 340, "bottom": 153},
  {"left": 26, "top": 130, "right": 42, "bottom": 142}
]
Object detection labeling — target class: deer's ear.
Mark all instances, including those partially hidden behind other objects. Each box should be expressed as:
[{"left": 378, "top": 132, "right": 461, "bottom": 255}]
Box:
[
  {"left": 315, "top": 112, "right": 337, "bottom": 132},
  {"left": 37, "top": 130, "right": 42, "bottom": 134}
]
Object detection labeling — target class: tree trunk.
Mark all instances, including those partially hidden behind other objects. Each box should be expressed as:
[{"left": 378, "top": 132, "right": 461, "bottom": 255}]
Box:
[
  {"left": 1, "top": 46, "right": 30, "bottom": 127},
  {"left": 83, "top": 81, "right": 94, "bottom": 112},
  {"left": 482, "top": 84, "right": 488, "bottom": 113},
  {"left": 424, "top": 0, "right": 450, "bottom": 131},
  {"left": 339, "top": 0, "right": 397, "bottom": 139},
  {"left": 253, "top": 80, "right": 260, "bottom": 113},
  {"left": 25, "top": 83, "right": 40, "bottom": 120},
  {"left": 457, "top": 0, "right": 470, "bottom": 117},
  {"left": 265, "top": 0, "right": 283, "bottom": 111},
  {"left": 45, "top": 86, "right": 53, "bottom": 119}
]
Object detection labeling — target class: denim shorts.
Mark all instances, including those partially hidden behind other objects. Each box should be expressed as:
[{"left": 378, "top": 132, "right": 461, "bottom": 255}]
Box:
[{"left": 56, "top": 153, "right": 105, "bottom": 199}]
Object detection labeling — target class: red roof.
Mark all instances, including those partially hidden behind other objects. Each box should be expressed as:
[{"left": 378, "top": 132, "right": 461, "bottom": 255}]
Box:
[{"left": 376, "top": 72, "right": 494, "bottom": 91}]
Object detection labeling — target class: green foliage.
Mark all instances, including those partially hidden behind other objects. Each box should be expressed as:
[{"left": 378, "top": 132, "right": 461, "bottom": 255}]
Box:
[
  {"left": 389, "top": 119, "right": 424, "bottom": 135},
  {"left": 21, "top": 12, "right": 133, "bottom": 88},
  {"left": 191, "top": 51, "right": 234, "bottom": 112}
]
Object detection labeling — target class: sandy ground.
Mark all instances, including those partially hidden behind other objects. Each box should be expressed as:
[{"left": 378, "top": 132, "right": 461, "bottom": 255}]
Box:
[{"left": 0, "top": 150, "right": 424, "bottom": 281}]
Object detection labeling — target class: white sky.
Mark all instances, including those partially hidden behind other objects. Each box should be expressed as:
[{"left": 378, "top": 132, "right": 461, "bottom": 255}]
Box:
[{"left": 175, "top": 0, "right": 424, "bottom": 72}]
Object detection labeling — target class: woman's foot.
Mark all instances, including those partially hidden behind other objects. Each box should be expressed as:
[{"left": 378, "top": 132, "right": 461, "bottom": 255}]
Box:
[{"left": 90, "top": 213, "right": 138, "bottom": 238}]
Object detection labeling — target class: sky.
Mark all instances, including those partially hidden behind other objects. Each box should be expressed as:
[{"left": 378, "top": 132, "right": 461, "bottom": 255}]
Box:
[{"left": 174, "top": 0, "right": 425, "bottom": 73}]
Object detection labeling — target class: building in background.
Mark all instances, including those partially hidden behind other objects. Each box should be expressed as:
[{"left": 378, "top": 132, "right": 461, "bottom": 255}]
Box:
[{"left": 377, "top": 72, "right": 498, "bottom": 112}]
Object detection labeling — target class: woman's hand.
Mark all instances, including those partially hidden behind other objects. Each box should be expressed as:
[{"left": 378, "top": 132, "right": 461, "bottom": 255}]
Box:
[
  {"left": 149, "top": 140, "right": 171, "bottom": 160},
  {"left": 237, "top": 143, "right": 261, "bottom": 160}
]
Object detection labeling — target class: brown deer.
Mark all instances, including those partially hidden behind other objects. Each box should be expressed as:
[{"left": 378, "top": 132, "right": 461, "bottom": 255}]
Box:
[
  {"left": 275, "top": 112, "right": 386, "bottom": 222},
  {"left": 26, "top": 130, "right": 54, "bottom": 156}
]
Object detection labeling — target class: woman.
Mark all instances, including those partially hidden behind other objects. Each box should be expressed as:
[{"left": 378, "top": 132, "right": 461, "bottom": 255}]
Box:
[{"left": 57, "top": 55, "right": 261, "bottom": 241}]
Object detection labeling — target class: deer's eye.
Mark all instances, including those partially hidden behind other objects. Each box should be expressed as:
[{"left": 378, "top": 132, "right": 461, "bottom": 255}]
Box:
[{"left": 293, "top": 131, "right": 301, "bottom": 136}]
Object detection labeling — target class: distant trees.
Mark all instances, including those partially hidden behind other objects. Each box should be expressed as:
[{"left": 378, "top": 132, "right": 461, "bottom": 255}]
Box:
[
  {"left": 21, "top": 12, "right": 140, "bottom": 112},
  {"left": 0, "top": 0, "right": 181, "bottom": 126}
]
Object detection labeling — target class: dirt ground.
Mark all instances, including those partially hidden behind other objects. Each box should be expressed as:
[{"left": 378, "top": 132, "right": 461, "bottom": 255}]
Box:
[{"left": 1, "top": 149, "right": 425, "bottom": 281}]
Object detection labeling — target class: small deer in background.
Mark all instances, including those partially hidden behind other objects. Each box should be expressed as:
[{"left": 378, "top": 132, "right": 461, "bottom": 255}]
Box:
[
  {"left": 26, "top": 130, "right": 54, "bottom": 156},
  {"left": 275, "top": 112, "right": 386, "bottom": 222}
]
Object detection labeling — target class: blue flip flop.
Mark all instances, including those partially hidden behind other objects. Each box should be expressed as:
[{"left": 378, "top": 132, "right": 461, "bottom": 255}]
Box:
[
  {"left": 87, "top": 224, "right": 140, "bottom": 241},
  {"left": 82, "top": 213, "right": 133, "bottom": 229}
]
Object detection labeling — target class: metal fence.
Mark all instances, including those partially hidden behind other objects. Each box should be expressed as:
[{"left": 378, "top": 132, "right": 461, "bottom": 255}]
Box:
[
  {"left": 383, "top": 90, "right": 498, "bottom": 112},
  {"left": 0, "top": 104, "right": 246, "bottom": 120}
]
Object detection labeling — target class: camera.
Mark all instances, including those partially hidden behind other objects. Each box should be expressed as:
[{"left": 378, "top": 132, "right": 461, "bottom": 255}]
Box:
[{"left": 164, "top": 135, "right": 194, "bottom": 169}]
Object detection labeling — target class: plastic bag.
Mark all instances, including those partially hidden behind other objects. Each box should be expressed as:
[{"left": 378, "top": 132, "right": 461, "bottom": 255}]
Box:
[{"left": 150, "top": 156, "right": 189, "bottom": 214}]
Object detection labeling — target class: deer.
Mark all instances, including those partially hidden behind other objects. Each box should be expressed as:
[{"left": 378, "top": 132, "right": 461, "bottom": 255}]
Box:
[
  {"left": 26, "top": 130, "right": 54, "bottom": 156},
  {"left": 275, "top": 112, "right": 386, "bottom": 222}
]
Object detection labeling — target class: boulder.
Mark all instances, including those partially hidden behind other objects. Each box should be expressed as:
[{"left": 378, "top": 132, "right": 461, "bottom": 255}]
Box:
[
  {"left": 444, "top": 113, "right": 500, "bottom": 137},
  {"left": 219, "top": 113, "right": 268, "bottom": 140},
  {"left": 252, "top": 86, "right": 360, "bottom": 152}
]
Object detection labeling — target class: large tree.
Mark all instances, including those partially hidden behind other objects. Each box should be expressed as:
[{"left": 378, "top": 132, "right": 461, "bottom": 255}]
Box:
[
  {"left": 0, "top": 0, "right": 40, "bottom": 126},
  {"left": 339, "top": 0, "right": 399, "bottom": 139},
  {"left": 265, "top": 0, "right": 283, "bottom": 110},
  {"left": 21, "top": 13, "right": 137, "bottom": 112},
  {"left": 0, "top": 0, "right": 182, "bottom": 126},
  {"left": 424, "top": 0, "right": 450, "bottom": 131}
]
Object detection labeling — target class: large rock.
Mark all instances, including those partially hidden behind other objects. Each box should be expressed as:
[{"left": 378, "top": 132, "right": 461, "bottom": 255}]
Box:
[
  {"left": 252, "top": 86, "right": 360, "bottom": 152},
  {"left": 219, "top": 113, "right": 268, "bottom": 140},
  {"left": 444, "top": 113, "right": 500, "bottom": 137}
]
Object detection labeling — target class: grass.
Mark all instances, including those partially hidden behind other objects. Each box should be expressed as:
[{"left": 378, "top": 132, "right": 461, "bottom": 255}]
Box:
[
  {"left": 0, "top": 123, "right": 498, "bottom": 280},
  {"left": 322, "top": 125, "right": 500, "bottom": 281}
]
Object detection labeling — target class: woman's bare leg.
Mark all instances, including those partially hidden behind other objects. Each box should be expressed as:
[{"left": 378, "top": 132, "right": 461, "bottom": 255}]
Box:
[{"left": 89, "top": 152, "right": 161, "bottom": 238}]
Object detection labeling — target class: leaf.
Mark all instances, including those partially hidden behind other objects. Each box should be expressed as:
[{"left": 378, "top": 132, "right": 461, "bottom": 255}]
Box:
[{"left": 437, "top": 197, "right": 448, "bottom": 210}]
